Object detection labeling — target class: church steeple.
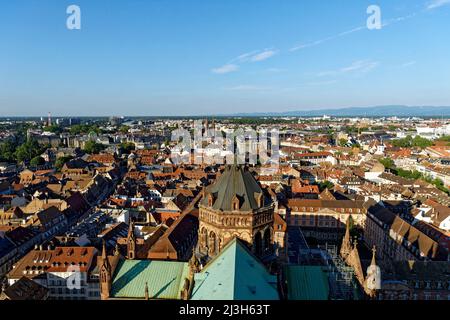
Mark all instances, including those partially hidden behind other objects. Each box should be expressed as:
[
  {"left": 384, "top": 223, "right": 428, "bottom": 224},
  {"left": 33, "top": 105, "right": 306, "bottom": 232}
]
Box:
[
  {"left": 348, "top": 239, "right": 365, "bottom": 286},
  {"left": 114, "top": 243, "right": 121, "bottom": 256},
  {"left": 127, "top": 220, "right": 136, "bottom": 259},
  {"left": 370, "top": 246, "right": 377, "bottom": 266},
  {"left": 365, "top": 245, "right": 381, "bottom": 299},
  {"left": 100, "top": 240, "right": 112, "bottom": 300}
]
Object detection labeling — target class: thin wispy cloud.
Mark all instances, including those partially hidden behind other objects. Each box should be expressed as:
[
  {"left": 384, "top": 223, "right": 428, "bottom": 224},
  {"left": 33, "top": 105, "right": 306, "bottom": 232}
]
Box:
[
  {"left": 338, "top": 26, "right": 367, "bottom": 37},
  {"left": 230, "top": 50, "right": 261, "bottom": 63},
  {"left": 290, "top": 25, "right": 367, "bottom": 52},
  {"left": 213, "top": 3, "right": 438, "bottom": 76},
  {"left": 400, "top": 61, "right": 417, "bottom": 68},
  {"left": 211, "top": 64, "right": 239, "bottom": 74},
  {"left": 212, "top": 48, "right": 278, "bottom": 74},
  {"left": 382, "top": 12, "right": 417, "bottom": 27},
  {"left": 290, "top": 11, "right": 417, "bottom": 52},
  {"left": 317, "top": 60, "right": 380, "bottom": 77},
  {"left": 426, "top": 0, "right": 450, "bottom": 9},
  {"left": 250, "top": 49, "right": 278, "bottom": 62}
]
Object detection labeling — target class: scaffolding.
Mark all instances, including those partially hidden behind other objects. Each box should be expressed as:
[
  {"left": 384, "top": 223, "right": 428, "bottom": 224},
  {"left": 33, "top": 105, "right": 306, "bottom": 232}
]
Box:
[
  {"left": 319, "top": 243, "right": 360, "bottom": 300},
  {"left": 288, "top": 227, "right": 361, "bottom": 300}
]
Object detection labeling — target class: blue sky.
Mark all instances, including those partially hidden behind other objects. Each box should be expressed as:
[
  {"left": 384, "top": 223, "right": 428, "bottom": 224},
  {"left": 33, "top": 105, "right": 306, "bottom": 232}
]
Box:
[{"left": 0, "top": 0, "right": 450, "bottom": 116}]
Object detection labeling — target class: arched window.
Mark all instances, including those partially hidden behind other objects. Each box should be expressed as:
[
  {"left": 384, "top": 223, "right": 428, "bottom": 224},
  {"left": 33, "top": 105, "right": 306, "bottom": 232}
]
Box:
[
  {"left": 209, "top": 231, "right": 217, "bottom": 255},
  {"left": 201, "top": 228, "right": 208, "bottom": 250}
]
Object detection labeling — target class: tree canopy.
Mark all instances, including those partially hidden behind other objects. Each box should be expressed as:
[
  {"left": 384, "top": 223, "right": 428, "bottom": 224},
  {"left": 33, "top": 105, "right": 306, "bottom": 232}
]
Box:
[
  {"left": 55, "top": 156, "right": 73, "bottom": 171},
  {"left": 379, "top": 158, "right": 395, "bottom": 170},
  {"left": 0, "top": 140, "right": 16, "bottom": 162},
  {"left": 83, "top": 140, "right": 106, "bottom": 154},
  {"left": 14, "top": 139, "right": 46, "bottom": 164},
  {"left": 391, "top": 135, "right": 432, "bottom": 148},
  {"left": 30, "top": 156, "right": 46, "bottom": 166},
  {"left": 119, "top": 142, "right": 135, "bottom": 154}
]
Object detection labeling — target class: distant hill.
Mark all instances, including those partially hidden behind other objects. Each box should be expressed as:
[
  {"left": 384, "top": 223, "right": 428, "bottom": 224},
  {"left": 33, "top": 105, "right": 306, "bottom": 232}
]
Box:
[{"left": 228, "top": 105, "right": 450, "bottom": 117}]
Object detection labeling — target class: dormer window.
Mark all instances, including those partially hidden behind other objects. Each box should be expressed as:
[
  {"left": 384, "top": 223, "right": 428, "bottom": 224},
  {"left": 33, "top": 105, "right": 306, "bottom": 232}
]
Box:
[
  {"left": 232, "top": 195, "right": 240, "bottom": 211},
  {"left": 207, "top": 193, "right": 214, "bottom": 207},
  {"left": 255, "top": 193, "right": 263, "bottom": 207}
]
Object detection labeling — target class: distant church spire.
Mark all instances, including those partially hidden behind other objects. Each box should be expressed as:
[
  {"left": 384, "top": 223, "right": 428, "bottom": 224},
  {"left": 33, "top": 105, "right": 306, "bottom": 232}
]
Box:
[
  {"left": 127, "top": 221, "right": 136, "bottom": 259},
  {"left": 101, "top": 240, "right": 110, "bottom": 265},
  {"left": 370, "top": 246, "right": 377, "bottom": 266},
  {"left": 365, "top": 245, "right": 380, "bottom": 299},
  {"left": 114, "top": 243, "right": 120, "bottom": 256},
  {"left": 100, "top": 240, "right": 112, "bottom": 300}
]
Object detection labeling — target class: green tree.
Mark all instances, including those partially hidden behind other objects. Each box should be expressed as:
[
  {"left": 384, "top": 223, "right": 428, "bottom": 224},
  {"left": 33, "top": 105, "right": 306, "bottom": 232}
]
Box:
[
  {"left": 412, "top": 136, "right": 433, "bottom": 148},
  {"left": 70, "top": 124, "right": 102, "bottom": 135},
  {"left": 344, "top": 126, "right": 359, "bottom": 134},
  {"left": 119, "top": 142, "right": 135, "bottom": 154},
  {"left": 347, "top": 215, "right": 360, "bottom": 239},
  {"left": 14, "top": 139, "right": 44, "bottom": 163},
  {"left": 338, "top": 138, "right": 348, "bottom": 147},
  {"left": 437, "top": 135, "right": 450, "bottom": 142},
  {"left": 0, "top": 140, "right": 17, "bottom": 162},
  {"left": 388, "top": 125, "right": 397, "bottom": 131},
  {"left": 43, "top": 125, "right": 62, "bottom": 134},
  {"left": 392, "top": 135, "right": 432, "bottom": 149},
  {"left": 392, "top": 135, "right": 413, "bottom": 148},
  {"left": 83, "top": 140, "right": 106, "bottom": 154},
  {"left": 379, "top": 158, "right": 395, "bottom": 170},
  {"left": 119, "top": 125, "right": 130, "bottom": 134},
  {"left": 30, "top": 156, "right": 45, "bottom": 166}
]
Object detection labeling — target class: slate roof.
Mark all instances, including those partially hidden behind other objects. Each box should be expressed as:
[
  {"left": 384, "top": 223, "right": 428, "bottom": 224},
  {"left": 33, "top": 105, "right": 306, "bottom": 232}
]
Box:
[
  {"left": 5, "top": 226, "right": 40, "bottom": 247},
  {"left": 0, "top": 237, "right": 15, "bottom": 258},
  {"left": 36, "top": 206, "right": 63, "bottom": 226},
  {"left": 200, "top": 165, "right": 268, "bottom": 211},
  {"left": 384, "top": 260, "right": 450, "bottom": 281},
  {"left": 1, "top": 276, "right": 48, "bottom": 300}
]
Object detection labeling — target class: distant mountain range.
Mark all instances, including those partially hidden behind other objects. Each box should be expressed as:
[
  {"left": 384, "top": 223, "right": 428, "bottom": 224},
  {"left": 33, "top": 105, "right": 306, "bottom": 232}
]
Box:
[{"left": 227, "top": 105, "right": 450, "bottom": 117}]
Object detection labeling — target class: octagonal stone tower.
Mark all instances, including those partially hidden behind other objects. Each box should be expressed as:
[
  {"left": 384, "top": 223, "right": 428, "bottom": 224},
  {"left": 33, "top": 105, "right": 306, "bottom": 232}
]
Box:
[{"left": 197, "top": 165, "right": 274, "bottom": 259}]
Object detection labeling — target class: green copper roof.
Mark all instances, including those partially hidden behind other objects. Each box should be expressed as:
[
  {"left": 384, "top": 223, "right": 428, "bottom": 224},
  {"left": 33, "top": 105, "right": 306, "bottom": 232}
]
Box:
[
  {"left": 191, "top": 238, "right": 279, "bottom": 300},
  {"left": 110, "top": 260, "right": 189, "bottom": 299},
  {"left": 201, "top": 165, "right": 267, "bottom": 211},
  {"left": 285, "top": 266, "right": 329, "bottom": 300}
]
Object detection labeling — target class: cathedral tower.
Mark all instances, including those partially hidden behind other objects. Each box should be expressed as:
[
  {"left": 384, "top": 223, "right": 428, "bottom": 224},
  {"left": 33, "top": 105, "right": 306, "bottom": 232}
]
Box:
[{"left": 197, "top": 165, "right": 274, "bottom": 259}]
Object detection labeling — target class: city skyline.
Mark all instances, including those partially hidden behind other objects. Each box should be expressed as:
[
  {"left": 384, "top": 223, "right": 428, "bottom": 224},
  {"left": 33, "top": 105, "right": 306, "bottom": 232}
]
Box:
[{"left": 1, "top": 0, "right": 450, "bottom": 116}]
